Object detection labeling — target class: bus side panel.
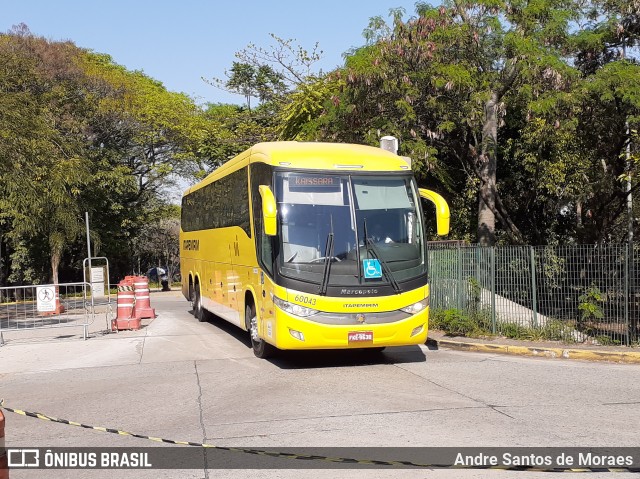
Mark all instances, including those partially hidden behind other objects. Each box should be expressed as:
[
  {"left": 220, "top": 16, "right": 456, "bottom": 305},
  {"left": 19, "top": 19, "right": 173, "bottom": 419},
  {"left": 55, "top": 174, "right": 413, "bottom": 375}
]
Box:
[
  {"left": 231, "top": 229, "right": 260, "bottom": 331},
  {"left": 181, "top": 228, "right": 244, "bottom": 327},
  {"left": 208, "top": 230, "right": 241, "bottom": 327},
  {"left": 212, "top": 261, "right": 224, "bottom": 309}
]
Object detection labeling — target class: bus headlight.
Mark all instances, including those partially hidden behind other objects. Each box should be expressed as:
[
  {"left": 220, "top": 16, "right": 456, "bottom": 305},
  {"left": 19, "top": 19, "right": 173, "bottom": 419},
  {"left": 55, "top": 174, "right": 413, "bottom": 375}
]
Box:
[
  {"left": 400, "top": 298, "right": 429, "bottom": 315},
  {"left": 273, "top": 297, "right": 319, "bottom": 318}
]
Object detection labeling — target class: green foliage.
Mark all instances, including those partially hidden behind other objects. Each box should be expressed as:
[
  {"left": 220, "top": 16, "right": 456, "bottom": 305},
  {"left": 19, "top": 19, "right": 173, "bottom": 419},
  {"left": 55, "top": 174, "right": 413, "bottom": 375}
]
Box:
[
  {"left": 0, "top": 27, "right": 209, "bottom": 283},
  {"left": 277, "top": 75, "right": 344, "bottom": 140},
  {"left": 431, "top": 308, "right": 582, "bottom": 343},
  {"left": 278, "top": 0, "right": 640, "bottom": 245},
  {"left": 498, "top": 319, "right": 578, "bottom": 343},
  {"left": 198, "top": 102, "right": 278, "bottom": 171},
  {"left": 199, "top": 34, "right": 327, "bottom": 170},
  {"left": 578, "top": 284, "right": 605, "bottom": 321},
  {"left": 223, "top": 62, "right": 286, "bottom": 111},
  {"left": 430, "top": 308, "right": 493, "bottom": 336}
]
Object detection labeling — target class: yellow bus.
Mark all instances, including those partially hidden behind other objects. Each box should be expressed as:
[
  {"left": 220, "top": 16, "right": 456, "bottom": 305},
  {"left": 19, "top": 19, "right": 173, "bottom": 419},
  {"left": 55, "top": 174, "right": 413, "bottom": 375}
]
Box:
[{"left": 180, "top": 141, "right": 449, "bottom": 358}]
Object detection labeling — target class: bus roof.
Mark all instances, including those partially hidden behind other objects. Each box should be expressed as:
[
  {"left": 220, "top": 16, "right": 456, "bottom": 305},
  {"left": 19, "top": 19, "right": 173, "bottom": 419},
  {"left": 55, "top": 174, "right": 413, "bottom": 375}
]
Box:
[{"left": 184, "top": 141, "right": 411, "bottom": 196}]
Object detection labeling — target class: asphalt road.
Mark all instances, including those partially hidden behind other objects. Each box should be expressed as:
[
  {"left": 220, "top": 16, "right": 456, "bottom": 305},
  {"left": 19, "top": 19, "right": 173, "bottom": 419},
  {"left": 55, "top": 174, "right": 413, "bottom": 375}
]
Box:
[{"left": 0, "top": 291, "right": 639, "bottom": 479}]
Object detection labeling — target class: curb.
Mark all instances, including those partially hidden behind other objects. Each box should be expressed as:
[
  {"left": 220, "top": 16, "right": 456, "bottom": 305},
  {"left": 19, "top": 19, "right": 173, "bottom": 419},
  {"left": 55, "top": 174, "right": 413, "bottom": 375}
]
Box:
[{"left": 428, "top": 338, "right": 640, "bottom": 364}]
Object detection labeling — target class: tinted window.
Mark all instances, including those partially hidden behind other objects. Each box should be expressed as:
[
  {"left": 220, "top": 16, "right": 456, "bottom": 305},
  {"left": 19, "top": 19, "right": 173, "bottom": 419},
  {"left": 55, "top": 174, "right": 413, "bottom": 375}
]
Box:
[{"left": 181, "top": 167, "right": 250, "bottom": 236}]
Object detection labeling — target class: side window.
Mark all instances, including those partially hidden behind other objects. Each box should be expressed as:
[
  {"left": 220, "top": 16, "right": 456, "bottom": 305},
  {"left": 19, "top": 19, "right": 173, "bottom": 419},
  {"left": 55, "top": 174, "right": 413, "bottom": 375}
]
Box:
[
  {"left": 181, "top": 168, "right": 251, "bottom": 235},
  {"left": 234, "top": 168, "right": 251, "bottom": 237},
  {"left": 251, "top": 163, "right": 274, "bottom": 275}
]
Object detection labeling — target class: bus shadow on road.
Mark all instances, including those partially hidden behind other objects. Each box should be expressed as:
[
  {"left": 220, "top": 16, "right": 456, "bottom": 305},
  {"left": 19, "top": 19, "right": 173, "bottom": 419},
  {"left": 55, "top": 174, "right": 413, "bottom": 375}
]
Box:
[
  {"left": 193, "top": 310, "right": 253, "bottom": 346},
  {"left": 268, "top": 346, "right": 426, "bottom": 369}
]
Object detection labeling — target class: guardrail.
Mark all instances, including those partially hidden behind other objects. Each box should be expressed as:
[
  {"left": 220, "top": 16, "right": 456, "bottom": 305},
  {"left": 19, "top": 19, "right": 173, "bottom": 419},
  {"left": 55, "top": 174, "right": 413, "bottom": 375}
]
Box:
[{"left": 0, "top": 282, "right": 96, "bottom": 346}]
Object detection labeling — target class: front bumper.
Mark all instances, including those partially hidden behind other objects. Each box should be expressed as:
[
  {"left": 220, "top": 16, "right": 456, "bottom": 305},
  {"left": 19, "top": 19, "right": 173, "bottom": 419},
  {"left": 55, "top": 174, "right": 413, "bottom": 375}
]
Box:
[{"left": 268, "top": 307, "right": 429, "bottom": 350}]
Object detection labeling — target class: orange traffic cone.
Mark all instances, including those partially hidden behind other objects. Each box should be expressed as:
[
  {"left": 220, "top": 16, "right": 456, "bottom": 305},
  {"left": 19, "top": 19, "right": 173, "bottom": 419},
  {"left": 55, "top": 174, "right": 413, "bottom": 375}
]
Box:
[
  {"left": 111, "top": 280, "right": 141, "bottom": 331},
  {"left": 133, "top": 276, "right": 155, "bottom": 320}
]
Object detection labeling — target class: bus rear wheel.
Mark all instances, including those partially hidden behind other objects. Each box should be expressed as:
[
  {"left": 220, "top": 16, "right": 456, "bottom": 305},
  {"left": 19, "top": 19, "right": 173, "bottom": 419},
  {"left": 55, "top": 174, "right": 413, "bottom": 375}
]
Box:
[{"left": 245, "top": 304, "right": 276, "bottom": 359}]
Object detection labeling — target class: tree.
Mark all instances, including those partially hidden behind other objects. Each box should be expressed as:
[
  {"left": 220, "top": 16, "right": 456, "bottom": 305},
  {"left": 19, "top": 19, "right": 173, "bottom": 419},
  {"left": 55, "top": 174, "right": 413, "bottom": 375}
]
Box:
[
  {"left": 132, "top": 205, "right": 180, "bottom": 281},
  {"left": 277, "top": 75, "right": 345, "bottom": 140},
  {"left": 233, "top": 33, "right": 323, "bottom": 88},
  {"left": 354, "top": 2, "right": 582, "bottom": 244},
  {"left": 0, "top": 27, "right": 208, "bottom": 283},
  {"left": 0, "top": 28, "right": 93, "bottom": 283},
  {"left": 222, "top": 62, "right": 286, "bottom": 112},
  {"left": 279, "top": 2, "right": 638, "bottom": 244},
  {"left": 501, "top": 0, "right": 640, "bottom": 243},
  {"left": 198, "top": 35, "right": 326, "bottom": 171}
]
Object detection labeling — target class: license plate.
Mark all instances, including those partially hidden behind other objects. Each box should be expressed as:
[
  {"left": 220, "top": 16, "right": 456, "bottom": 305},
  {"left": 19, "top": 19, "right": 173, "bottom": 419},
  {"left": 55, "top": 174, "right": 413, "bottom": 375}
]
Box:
[{"left": 348, "top": 331, "right": 373, "bottom": 342}]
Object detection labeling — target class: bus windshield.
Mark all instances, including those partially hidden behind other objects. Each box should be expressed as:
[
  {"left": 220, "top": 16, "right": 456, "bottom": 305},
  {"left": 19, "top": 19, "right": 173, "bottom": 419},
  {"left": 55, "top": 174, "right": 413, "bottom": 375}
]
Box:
[{"left": 275, "top": 172, "right": 426, "bottom": 290}]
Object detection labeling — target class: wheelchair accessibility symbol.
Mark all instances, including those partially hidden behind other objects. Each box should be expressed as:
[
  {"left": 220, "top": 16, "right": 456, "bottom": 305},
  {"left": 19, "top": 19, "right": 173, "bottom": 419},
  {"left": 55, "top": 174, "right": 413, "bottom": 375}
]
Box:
[{"left": 363, "top": 259, "right": 382, "bottom": 279}]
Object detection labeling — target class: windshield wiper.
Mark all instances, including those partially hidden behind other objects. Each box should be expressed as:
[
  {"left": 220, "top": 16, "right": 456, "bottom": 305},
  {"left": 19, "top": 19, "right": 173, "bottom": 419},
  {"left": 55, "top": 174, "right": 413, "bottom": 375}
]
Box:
[
  {"left": 347, "top": 175, "right": 362, "bottom": 285},
  {"left": 363, "top": 219, "right": 401, "bottom": 294},
  {"left": 318, "top": 232, "right": 334, "bottom": 295}
]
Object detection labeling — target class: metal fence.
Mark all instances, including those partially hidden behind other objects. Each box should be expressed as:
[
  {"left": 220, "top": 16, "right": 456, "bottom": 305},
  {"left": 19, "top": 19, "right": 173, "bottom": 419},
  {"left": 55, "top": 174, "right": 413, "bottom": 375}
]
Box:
[
  {"left": 0, "top": 282, "right": 96, "bottom": 345},
  {"left": 428, "top": 244, "right": 640, "bottom": 346}
]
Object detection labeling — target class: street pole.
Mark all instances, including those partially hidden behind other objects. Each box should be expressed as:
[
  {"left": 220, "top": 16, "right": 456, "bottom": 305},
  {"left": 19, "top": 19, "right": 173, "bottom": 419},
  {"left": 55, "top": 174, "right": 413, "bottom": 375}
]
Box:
[{"left": 85, "top": 211, "right": 92, "bottom": 274}]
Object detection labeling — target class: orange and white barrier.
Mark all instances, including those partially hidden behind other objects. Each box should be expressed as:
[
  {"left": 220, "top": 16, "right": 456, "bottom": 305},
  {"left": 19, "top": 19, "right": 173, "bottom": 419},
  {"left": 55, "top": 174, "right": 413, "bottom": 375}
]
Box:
[
  {"left": 0, "top": 409, "right": 7, "bottom": 479},
  {"left": 133, "top": 276, "right": 155, "bottom": 320},
  {"left": 111, "top": 280, "right": 141, "bottom": 331}
]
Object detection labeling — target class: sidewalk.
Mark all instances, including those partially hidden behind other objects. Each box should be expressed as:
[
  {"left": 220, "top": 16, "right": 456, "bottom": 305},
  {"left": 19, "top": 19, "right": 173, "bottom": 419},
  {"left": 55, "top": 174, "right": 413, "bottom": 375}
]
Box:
[{"left": 427, "top": 330, "right": 640, "bottom": 364}]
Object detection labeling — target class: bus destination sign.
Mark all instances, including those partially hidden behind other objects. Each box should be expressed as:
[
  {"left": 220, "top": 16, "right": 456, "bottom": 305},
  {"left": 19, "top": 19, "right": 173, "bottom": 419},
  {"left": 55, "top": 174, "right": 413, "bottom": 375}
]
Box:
[{"left": 289, "top": 174, "right": 340, "bottom": 188}]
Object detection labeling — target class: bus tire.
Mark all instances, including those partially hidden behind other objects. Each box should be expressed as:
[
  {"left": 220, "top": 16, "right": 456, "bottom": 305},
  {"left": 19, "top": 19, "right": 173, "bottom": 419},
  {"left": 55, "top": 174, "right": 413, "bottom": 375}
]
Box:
[
  {"left": 189, "top": 280, "right": 195, "bottom": 311},
  {"left": 245, "top": 304, "right": 276, "bottom": 359},
  {"left": 194, "top": 283, "right": 207, "bottom": 322}
]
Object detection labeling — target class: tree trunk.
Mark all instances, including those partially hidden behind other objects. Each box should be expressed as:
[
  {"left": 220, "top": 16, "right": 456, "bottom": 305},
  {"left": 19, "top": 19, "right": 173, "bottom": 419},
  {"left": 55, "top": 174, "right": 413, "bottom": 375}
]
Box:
[
  {"left": 51, "top": 246, "right": 61, "bottom": 285},
  {"left": 576, "top": 201, "right": 583, "bottom": 228},
  {"left": 478, "top": 92, "right": 498, "bottom": 246}
]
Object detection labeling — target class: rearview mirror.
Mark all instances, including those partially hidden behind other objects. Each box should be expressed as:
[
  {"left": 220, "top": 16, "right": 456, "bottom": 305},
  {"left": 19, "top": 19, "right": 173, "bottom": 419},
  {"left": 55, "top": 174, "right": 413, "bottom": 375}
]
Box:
[
  {"left": 259, "top": 185, "right": 277, "bottom": 236},
  {"left": 419, "top": 188, "right": 450, "bottom": 236}
]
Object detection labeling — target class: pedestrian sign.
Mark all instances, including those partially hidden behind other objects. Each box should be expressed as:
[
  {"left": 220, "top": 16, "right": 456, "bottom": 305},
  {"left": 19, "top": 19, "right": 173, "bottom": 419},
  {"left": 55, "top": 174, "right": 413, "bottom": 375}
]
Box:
[
  {"left": 36, "top": 286, "right": 56, "bottom": 312},
  {"left": 363, "top": 259, "right": 382, "bottom": 279}
]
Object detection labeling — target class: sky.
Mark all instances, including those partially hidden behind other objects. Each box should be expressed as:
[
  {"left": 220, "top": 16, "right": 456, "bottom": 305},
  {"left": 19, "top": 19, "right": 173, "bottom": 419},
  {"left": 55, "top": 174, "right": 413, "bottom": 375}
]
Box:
[{"left": 1, "top": 0, "right": 422, "bottom": 105}]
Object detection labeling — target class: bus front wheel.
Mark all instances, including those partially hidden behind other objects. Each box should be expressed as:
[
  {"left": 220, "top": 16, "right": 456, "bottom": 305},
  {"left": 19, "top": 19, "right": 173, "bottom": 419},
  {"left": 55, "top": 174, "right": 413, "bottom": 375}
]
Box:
[
  {"left": 194, "top": 284, "right": 206, "bottom": 322},
  {"left": 245, "top": 304, "right": 276, "bottom": 359}
]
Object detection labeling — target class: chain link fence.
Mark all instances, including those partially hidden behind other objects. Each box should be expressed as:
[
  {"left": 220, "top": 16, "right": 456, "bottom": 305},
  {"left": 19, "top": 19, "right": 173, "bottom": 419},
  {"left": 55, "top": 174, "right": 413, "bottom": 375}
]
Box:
[{"left": 428, "top": 243, "right": 640, "bottom": 346}]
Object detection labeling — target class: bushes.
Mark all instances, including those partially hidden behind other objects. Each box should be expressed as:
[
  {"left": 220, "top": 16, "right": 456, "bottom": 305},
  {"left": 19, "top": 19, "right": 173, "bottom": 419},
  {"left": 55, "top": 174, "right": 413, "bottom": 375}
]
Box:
[
  {"left": 430, "top": 308, "right": 581, "bottom": 343},
  {"left": 430, "top": 308, "right": 492, "bottom": 337}
]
